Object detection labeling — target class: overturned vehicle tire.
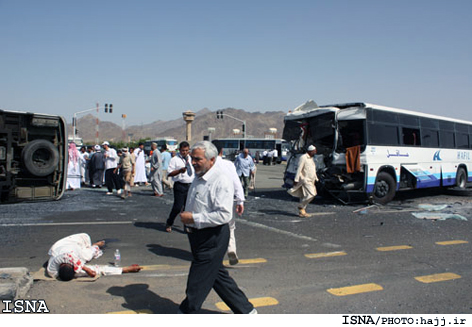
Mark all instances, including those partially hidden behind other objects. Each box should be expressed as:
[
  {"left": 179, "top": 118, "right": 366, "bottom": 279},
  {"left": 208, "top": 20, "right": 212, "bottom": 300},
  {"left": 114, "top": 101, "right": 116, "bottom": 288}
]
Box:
[{"left": 22, "top": 139, "right": 60, "bottom": 177}]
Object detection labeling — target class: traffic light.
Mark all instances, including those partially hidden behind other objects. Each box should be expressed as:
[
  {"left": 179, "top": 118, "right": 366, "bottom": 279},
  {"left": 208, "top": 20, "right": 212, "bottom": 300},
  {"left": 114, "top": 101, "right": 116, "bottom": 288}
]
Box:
[
  {"left": 109, "top": 104, "right": 113, "bottom": 113},
  {"left": 105, "top": 104, "right": 108, "bottom": 113},
  {"left": 216, "top": 110, "right": 224, "bottom": 119},
  {"left": 104, "top": 103, "right": 113, "bottom": 113}
]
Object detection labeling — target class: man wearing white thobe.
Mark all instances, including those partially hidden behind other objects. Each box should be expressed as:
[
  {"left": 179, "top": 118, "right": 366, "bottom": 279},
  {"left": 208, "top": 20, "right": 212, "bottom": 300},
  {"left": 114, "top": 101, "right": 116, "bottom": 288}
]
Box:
[
  {"left": 288, "top": 145, "right": 319, "bottom": 217},
  {"left": 133, "top": 143, "right": 148, "bottom": 185}
]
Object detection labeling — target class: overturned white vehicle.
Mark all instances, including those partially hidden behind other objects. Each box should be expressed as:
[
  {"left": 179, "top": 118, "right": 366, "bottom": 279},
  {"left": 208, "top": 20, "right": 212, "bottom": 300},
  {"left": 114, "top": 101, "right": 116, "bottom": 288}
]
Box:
[
  {"left": 283, "top": 101, "right": 472, "bottom": 204},
  {"left": 0, "top": 109, "right": 67, "bottom": 203}
]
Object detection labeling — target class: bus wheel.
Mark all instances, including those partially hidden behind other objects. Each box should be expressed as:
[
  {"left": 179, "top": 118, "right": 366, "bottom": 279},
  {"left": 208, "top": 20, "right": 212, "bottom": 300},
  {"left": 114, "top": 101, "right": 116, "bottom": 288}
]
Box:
[
  {"left": 456, "top": 168, "right": 467, "bottom": 189},
  {"left": 22, "top": 139, "right": 60, "bottom": 177},
  {"left": 373, "top": 172, "right": 396, "bottom": 204}
]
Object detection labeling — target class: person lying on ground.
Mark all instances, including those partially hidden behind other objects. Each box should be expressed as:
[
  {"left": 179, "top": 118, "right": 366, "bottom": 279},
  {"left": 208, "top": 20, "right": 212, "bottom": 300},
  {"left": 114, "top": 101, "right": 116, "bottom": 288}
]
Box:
[{"left": 46, "top": 233, "right": 141, "bottom": 281}]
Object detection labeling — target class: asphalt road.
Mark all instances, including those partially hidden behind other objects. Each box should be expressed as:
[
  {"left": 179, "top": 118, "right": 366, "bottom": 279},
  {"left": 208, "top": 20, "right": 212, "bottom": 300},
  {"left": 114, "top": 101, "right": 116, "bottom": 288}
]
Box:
[{"left": 1, "top": 163, "right": 472, "bottom": 314}]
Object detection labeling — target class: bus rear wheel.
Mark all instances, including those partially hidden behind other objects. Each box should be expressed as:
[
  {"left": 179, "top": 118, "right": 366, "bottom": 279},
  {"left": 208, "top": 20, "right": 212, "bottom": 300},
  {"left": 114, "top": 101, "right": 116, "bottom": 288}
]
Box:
[
  {"left": 373, "top": 172, "right": 396, "bottom": 204},
  {"left": 456, "top": 167, "right": 467, "bottom": 189}
]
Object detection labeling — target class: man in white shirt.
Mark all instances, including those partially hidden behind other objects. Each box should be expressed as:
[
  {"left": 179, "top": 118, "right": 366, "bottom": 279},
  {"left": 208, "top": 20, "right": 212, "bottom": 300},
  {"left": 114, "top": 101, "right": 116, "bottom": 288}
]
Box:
[
  {"left": 102, "top": 141, "right": 122, "bottom": 195},
  {"left": 271, "top": 148, "right": 278, "bottom": 165},
  {"left": 178, "top": 141, "right": 255, "bottom": 314},
  {"left": 165, "top": 141, "right": 194, "bottom": 232},
  {"left": 79, "top": 146, "right": 89, "bottom": 185},
  {"left": 215, "top": 144, "right": 244, "bottom": 265}
]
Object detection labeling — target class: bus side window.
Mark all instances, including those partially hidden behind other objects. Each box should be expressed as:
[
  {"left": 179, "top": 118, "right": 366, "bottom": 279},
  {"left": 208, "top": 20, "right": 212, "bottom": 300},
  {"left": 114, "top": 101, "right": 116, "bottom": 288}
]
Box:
[
  {"left": 402, "top": 128, "right": 421, "bottom": 146},
  {"left": 338, "top": 120, "right": 365, "bottom": 149}
]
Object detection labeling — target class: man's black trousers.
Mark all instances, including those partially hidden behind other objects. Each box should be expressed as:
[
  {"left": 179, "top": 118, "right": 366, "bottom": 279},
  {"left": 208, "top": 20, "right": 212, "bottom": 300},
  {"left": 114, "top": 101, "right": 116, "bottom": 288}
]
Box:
[
  {"left": 179, "top": 224, "right": 254, "bottom": 314},
  {"left": 105, "top": 168, "right": 122, "bottom": 192},
  {"left": 166, "top": 182, "right": 190, "bottom": 227}
]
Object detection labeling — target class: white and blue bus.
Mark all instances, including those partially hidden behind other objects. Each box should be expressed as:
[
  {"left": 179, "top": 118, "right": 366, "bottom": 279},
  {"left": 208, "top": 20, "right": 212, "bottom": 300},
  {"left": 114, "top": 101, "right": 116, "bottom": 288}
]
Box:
[
  {"left": 212, "top": 138, "right": 288, "bottom": 162},
  {"left": 144, "top": 137, "right": 178, "bottom": 155},
  {"left": 283, "top": 101, "right": 472, "bottom": 204}
]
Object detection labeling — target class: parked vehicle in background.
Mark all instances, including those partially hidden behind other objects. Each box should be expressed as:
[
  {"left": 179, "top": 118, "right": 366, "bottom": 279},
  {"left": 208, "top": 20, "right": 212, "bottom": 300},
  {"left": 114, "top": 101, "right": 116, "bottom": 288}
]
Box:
[
  {"left": 144, "top": 137, "right": 178, "bottom": 155},
  {"left": 0, "top": 109, "right": 68, "bottom": 203},
  {"left": 283, "top": 100, "right": 472, "bottom": 204},
  {"left": 212, "top": 137, "right": 286, "bottom": 162}
]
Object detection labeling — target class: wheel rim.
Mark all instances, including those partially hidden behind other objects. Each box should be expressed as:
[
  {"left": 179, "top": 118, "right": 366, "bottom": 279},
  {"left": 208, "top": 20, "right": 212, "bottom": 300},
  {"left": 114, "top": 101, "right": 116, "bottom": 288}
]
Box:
[{"left": 375, "top": 180, "right": 389, "bottom": 198}]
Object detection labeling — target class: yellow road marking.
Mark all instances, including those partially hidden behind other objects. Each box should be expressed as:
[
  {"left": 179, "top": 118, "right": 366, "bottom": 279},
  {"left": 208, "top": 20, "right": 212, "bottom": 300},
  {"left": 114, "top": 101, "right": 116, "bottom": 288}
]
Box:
[
  {"left": 140, "top": 264, "right": 188, "bottom": 271},
  {"left": 305, "top": 251, "right": 347, "bottom": 259},
  {"left": 376, "top": 245, "right": 413, "bottom": 252},
  {"left": 216, "top": 297, "right": 278, "bottom": 311},
  {"left": 327, "top": 283, "right": 383, "bottom": 296},
  {"left": 223, "top": 258, "right": 267, "bottom": 266},
  {"left": 414, "top": 273, "right": 461, "bottom": 283},
  {"left": 436, "top": 240, "right": 469, "bottom": 246},
  {"left": 107, "top": 309, "right": 153, "bottom": 314},
  {"left": 142, "top": 258, "right": 266, "bottom": 271}
]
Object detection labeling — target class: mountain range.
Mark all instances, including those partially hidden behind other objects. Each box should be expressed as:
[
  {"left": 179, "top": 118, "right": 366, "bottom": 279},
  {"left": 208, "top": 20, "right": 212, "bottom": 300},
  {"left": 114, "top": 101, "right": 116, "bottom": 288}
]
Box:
[{"left": 71, "top": 108, "right": 287, "bottom": 144}]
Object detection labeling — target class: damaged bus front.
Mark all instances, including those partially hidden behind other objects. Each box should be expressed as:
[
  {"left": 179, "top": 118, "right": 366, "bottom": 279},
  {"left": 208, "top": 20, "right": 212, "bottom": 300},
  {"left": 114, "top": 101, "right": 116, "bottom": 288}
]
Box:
[
  {"left": 283, "top": 101, "right": 368, "bottom": 204},
  {"left": 284, "top": 101, "right": 472, "bottom": 204},
  {"left": 0, "top": 109, "right": 68, "bottom": 203}
]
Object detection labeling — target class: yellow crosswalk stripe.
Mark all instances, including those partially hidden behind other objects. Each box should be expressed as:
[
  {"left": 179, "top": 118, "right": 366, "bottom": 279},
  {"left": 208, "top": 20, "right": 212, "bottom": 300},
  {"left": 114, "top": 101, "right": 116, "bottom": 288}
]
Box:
[
  {"left": 141, "top": 259, "right": 266, "bottom": 271},
  {"left": 436, "top": 240, "right": 468, "bottom": 246},
  {"left": 305, "top": 251, "right": 347, "bottom": 259},
  {"left": 414, "top": 273, "right": 461, "bottom": 283},
  {"left": 215, "top": 297, "right": 278, "bottom": 311},
  {"left": 376, "top": 245, "right": 413, "bottom": 252},
  {"left": 223, "top": 258, "right": 267, "bottom": 266},
  {"left": 140, "top": 264, "right": 189, "bottom": 271},
  {"left": 327, "top": 283, "right": 383, "bottom": 296},
  {"left": 107, "top": 309, "right": 153, "bottom": 314}
]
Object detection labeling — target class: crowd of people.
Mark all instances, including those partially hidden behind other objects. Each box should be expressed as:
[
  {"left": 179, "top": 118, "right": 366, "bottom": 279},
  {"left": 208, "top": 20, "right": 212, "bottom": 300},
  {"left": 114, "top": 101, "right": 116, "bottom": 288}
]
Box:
[
  {"left": 66, "top": 141, "right": 173, "bottom": 199},
  {"left": 66, "top": 141, "right": 275, "bottom": 200},
  {"left": 62, "top": 140, "right": 319, "bottom": 313}
]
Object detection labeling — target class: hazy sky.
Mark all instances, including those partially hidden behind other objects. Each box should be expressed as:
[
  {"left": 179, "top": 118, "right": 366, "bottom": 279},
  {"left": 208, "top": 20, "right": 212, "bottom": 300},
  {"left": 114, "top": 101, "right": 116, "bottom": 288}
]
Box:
[{"left": 1, "top": 0, "right": 471, "bottom": 126}]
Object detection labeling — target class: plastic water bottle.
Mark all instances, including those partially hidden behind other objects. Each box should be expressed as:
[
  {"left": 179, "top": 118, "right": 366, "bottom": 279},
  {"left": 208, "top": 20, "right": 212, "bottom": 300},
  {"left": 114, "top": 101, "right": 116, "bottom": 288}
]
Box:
[{"left": 114, "top": 249, "right": 121, "bottom": 267}]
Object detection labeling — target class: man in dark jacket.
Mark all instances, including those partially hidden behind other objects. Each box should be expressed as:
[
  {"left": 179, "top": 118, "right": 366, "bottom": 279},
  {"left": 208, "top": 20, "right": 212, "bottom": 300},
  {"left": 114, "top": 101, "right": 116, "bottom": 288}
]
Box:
[{"left": 90, "top": 145, "right": 105, "bottom": 188}]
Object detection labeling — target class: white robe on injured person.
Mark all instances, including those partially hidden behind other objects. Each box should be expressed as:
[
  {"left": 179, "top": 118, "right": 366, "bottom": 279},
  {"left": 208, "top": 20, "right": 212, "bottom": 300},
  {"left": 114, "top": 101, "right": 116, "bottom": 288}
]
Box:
[{"left": 47, "top": 233, "right": 123, "bottom": 278}]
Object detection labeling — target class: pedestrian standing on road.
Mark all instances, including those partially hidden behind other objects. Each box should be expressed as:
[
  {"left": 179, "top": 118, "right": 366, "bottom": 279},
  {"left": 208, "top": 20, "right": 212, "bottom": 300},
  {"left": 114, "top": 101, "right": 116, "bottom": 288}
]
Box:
[
  {"left": 271, "top": 148, "right": 278, "bottom": 165},
  {"left": 134, "top": 143, "right": 148, "bottom": 186},
  {"left": 79, "top": 146, "right": 89, "bottom": 186},
  {"left": 85, "top": 146, "right": 94, "bottom": 186},
  {"left": 66, "top": 142, "right": 82, "bottom": 190},
  {"left": 165, "top": 141, "right": 194, "bottom": 232},
  {"left": 262, "top": 149, "right": 268, "bottom": 165},
  {"left": 90, "top": 145, "right": 105, "bottom": 188},
  {"left": 160, "top": 145, "right": 173, "bottom": 191},
  {"left": 216, "top": 144, "right": 245, "bottom": 265},
  {"left": 150, "top": 142, "right": 164, "bottom": 197},
  {"left": 46, "top": 233, "right": 141, "bottom": 281},
  {"left": 178, "top": 141, "right": 255, "bottom": 314},
  {"left": 288, "top": 145, "right": 319, "bottom": 218},
  {"left": 234, "top": 148, "right": 255, "bottom": 197},
  {"left": 117, "top": 147, "right": 135, "bottom": 199},
  {"left": 102, "top": 141, "right": 122, "bottom": 196}
]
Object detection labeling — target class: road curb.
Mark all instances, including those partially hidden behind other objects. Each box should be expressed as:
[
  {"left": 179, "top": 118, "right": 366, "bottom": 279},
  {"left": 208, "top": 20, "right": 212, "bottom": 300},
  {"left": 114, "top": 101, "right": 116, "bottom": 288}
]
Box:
[{"left": 0, "top": 267, "right": 33, "bottom": 300}]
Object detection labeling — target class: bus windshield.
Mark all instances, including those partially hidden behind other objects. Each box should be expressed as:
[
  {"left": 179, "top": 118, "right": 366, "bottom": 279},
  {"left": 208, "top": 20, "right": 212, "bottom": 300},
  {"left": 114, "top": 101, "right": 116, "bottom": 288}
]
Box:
[{"left": 283, "top": 112, "right": 336, "bottom": 155}]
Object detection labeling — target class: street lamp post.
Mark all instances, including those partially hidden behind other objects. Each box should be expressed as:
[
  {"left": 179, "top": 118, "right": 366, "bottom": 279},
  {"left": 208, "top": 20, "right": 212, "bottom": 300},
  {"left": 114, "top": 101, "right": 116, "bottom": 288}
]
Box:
[{"left": 207, "top": 127, "right": 215, "bottom": 142}]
